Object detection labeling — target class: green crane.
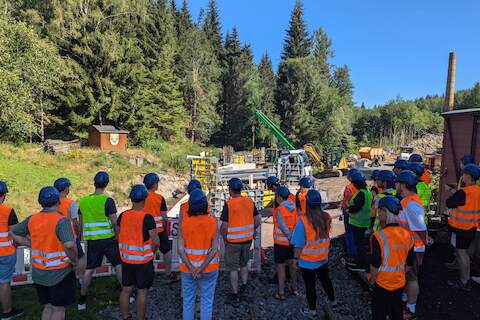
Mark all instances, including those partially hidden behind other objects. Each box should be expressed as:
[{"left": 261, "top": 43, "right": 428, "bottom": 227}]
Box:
[{"left": 254, "top": 110, "right": 295, "bottom": 150}]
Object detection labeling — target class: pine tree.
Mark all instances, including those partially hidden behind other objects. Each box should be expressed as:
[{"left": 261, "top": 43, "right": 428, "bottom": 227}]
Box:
[
  {"left": 281, "top": 0, "right": 311, "bottom": 60},
  {"left": 203, "top": 0, "right": 223, "bottom": 58}
]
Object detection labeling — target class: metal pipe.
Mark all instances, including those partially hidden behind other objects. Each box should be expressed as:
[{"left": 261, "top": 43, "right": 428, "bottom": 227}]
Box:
[{"left": 444, "top": 52, "right": 456, "bottom": 111}]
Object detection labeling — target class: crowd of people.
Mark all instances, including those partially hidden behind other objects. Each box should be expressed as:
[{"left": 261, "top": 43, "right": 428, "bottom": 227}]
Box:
[{"left": 0, "top": 153, "right": 478, "bottom": 320}]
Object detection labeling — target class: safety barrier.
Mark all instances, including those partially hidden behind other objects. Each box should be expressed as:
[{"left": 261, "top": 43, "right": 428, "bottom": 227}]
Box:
[{"left": 11, "top": 217, "right": 262, "bottom": 286}]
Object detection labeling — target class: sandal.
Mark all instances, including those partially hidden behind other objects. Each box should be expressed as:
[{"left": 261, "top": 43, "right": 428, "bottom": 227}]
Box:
[{"left": 273, "top": 291, "right": 286, "bottom": 300}]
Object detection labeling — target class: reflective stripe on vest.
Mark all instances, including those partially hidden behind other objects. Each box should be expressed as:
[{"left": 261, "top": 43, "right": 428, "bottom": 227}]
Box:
[
  {"left": 179, "top": 215, "right": 219, "bottom": 273},
  {"left": 118, "top": 210, "right": 154, "bottom": 264},
  {"left": 144, "top": 192, "right": 166, "bottom": 233},
  {"left": 349, "top": 189, "right": 373, "bottom": 227},
  {"left": 273, "top": 203, "right": 297, "bottom": 246},
  {"left": 226, "top": 197, "right": 255, "bottom": 243},
  {"left": 374, "top": 227, "right": 413, "bottom": 291},
  {"left": 79, "top": 194, "right": 115, "bottom": 240},
  {"left": 0, "top": 205, "right": 15, "bottom": 256},
  {"left": 28, "top": 212, "right": 71, "bottom": 270},
  {"left": 299, "top": 216, "right": 330, "bottom": 263},
  {"left": 400, "top": 194, "right": 426, "bottom": 252},
  {"left": 449, "top": 185, "right": 480, "bottom": 231}
]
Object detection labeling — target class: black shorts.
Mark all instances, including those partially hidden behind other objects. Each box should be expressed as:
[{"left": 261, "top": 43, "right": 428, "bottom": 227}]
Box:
[
  {"left": 76, "top": 238, "right": 85, "bottom": 259},
  {"left": 122, "top": 262, "right": 154, "bottom": 289},
  {"left": 274, "top": 244, "right": 294, "bottom": 264},
  {"left": 35, "top": 271, "right": 76, "bottom": 307},
  {"left": 158, "top": 232, "right": 172, "bottom": 254},
  {"left": 86, "top": 237, "right": 121, "bottom": 269},
  {"left": 450, "top": 229, "right": 476, "bottom": 250}
]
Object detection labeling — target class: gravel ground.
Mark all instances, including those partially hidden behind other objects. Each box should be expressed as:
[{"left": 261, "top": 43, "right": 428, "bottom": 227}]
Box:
[{"left": 104, "top": 239, "right": 371, "bottom": 320}]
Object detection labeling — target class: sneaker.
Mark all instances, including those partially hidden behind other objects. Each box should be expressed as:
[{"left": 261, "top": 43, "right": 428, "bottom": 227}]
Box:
[
  {"left": 347, "top": 264, "right": 366, "bottom": 272},
  {"left": 447, "top": 279, "right": 472, "bottom": 291},
  {"left": 444, "top": 260, "right": 458, "bottom": 270},
  {"left": 472, "top": 276, "right": 480, "bottom": 285},
  {"left": 300, "top": 306, "right": 317, "bottom": 319},
  {"left": 403, "top": 308, "right": 417, "bottom": 320},
  {"left": 1, "top": 308, "right": 24, "bottom": 320},
  {"left": 344, "top": 257, "right": 357, "bottom": 266}
]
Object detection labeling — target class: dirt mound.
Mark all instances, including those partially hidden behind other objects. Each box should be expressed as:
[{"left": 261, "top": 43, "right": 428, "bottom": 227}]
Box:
[{"left": 410, "top": 134, "right": 443, "bottom": 154}]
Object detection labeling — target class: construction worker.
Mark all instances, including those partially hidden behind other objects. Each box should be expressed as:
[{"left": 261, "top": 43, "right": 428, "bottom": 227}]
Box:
[
  {"left": 457, "top": 155, "right": 479, "bottom": 188},
  {"left": 179, "top": 179, "right": 203, "bottom": 224},
  {"left": 346, "top": 171, "right": 372, "bottom": 272},
  {"left": 179, "top": 188, "right": 219, "bottom": 320},
  {"left": 296, "top": 177, "right": 312, "bottom": 216},
  {"left": 341, "top": 169, "right": 359, "bottom": 259},
  {"left": 77, "top": 171, "right": 122, "bottom": 311},
  {"left": 292, "top": 190, "right": 335, "bottom": 319},
  {"left": 0, "top": 181, "right": 23, "bottom": 319},
  {"left": 446, "top": 164, "right": 480, "bottom": 291},
  {"left": 143, "top": 173, "right": 173, "bottom": 279},
  {"left": 371, "top": 170, "right": 397, "bottom": 232},
  {"left": 370, "top": 170, "right": 382, "bottom": 197},
  {"left": 220, "top": 178, "right": 261, "bottom": 301},
  {"left": 370, "top": 196, "right": 414, "bottom": 320},
  {"left": 393, "top": 159, "right": 408, "bottom": 176},
  {"left": 273, "top": 186, "right": 298, "bottom": 300},
  {"left": 118, "top": 184, "right": 159, "bottom": 320},
  {"left": 395, "top": 170, "right": 427, "bottom": 319},
  {"left": 409, "top": 154, "right": 431, "bottom": 185},
  {"left": 407, "top": 162, "right": 431, "bottom": 212},
  {"left": 11, "top": 187, "right": 78, "bottom": 320}
]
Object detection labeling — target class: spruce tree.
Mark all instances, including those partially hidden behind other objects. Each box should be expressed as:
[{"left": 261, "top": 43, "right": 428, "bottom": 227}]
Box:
[
  {"left": 312, "top": 27, "right": 333, "bottom": 79},
  {"left": 281, "top": 0, "right": 312, "bottom": 60},
  {"left": 257, "top": 52, "right": 278, "bottom": 145},
  {"left": 203, "top": 0, "right": 223, "bottom": 58}
]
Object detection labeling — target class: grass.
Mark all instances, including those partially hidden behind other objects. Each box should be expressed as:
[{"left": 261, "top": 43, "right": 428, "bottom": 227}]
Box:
[{"left": 12, "top": 277, "right": 119, "bottom": 319}]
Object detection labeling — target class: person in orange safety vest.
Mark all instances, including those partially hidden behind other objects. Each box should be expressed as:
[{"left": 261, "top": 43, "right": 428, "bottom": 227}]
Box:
[
  {"left": 220, "top": 178, "right": 261, "bottom": 300},
  {"left": 370, "top": 195, "right": 414, "bottom": 320},
  {"left": 296, "top": 177, "right": 312, "bottom": 216},
  {"left": 118, "top": 184, "right": 160, "bottom": 320}
]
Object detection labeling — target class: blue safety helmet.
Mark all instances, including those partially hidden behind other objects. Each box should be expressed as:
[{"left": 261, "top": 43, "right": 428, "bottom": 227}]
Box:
[
  {"left": 350, "top": 171, "right": 366, "bottom": 183},
  {"left": 267, "top": 176, "right": 280, "bottom": 187},
  {"left": 348, "top": 168, "right": 360, "bottom": 178},
  {"left": 378, "top": 195, "right": 402, "bottom": 215},
  {"left": 393, "top": 159, "right": 408, "bottom": 170},
  {"left": 299, "top": 177, "right": 312, "bottom": 188},
  {"left": 94, "top": 171, "right": 109, "bottom": 187},
  {"left": 228, "top": 178, "right": 243, "bottom": 192},
  {"left": 406, "top": 162, "right": 425, "bottom": 177},
  {"left": 377, "top": 170, "right": 396, "bottom": 183},
  {"left": 409, "top": 154, "right": 423, "bottom": 163},
  {"left": 0, "top": 181, "right": 8, "bottom": 195},
  {"left": 396, "top": 170, "right": 418, "bottom": 186},
  {"left": 38, "top": 186, "right": 60, "bottom": 207},
  {"left": 189, "top": 188, "right": 208, "bottom": 211},
  {"left": 130, "top": 184, "right": 148, "bottom": 202},
  {"left": 371, "top": 170, "right": 380, "bottom": 180},
  {"left": 187, "top": 179, "right": 202, "bottom": 194},
  {"left": 460, "top": 155, "right": 475, "bottom": 166},
  {"left": 143, "top": 173, "right": 160, "bottom": 189},
  {"left": 53, "top": 178, "right": 71, "bottom": 192},
  {"left": 306, "top": 190, "right": 322, "bottom": 208},
  {"left": 276, "top": 186, "right": 290, "bottom": 199},
  {"left": 463, "top": 164, "right": 480, "bottom": 180}
]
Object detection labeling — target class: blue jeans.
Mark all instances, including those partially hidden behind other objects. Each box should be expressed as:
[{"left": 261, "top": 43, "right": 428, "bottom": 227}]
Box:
[
  {"left": 343, "top": 211, "right": 356, "bottom": 256},
  {"left": 0, "top": 253, "right": 16, "bottom": 284},
  {"left": 181, "top": 270, "right": 219, "bottom": 320}
]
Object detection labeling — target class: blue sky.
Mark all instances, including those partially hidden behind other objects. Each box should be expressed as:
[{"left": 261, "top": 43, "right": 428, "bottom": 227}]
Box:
[{"left": 180, "top": 0, "right": 480, "bottom": 107}]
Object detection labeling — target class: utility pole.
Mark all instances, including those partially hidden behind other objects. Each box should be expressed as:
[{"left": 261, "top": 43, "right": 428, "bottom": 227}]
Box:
[{"left": 252, "top": 125, "right": 255, "bottom": 149}]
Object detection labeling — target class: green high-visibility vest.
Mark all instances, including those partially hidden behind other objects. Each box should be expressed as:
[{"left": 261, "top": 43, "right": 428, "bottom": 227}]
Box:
[
  {"left": 79, "top": 194, "right": 115, "bottom": 240},
  {"left": 349, "top": 189, "right": 373, "bottom": 228},
  {"left": 373, "top": 189, "right": 397, "bottom": 231},
  {"left": 416, "top": 182, "right": 431, "bottom": 208}
]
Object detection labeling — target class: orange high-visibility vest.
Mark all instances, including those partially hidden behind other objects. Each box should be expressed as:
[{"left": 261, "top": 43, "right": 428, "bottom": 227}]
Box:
[
  {"left": 420, "top": 170, "right": 431, "bottom": 185},
  {"left": 449, "top": 185, "right": 480, "bottom": 231},
  {"left": 28, "top": 213, "right": 71, "bottom": 270},
  {"left": 118, "top": 210, "right": 154, "bottom": 264},
  {"left": 342, "top": 183, "right": 358, "bottom": 208},
  {"left": 273, "top": 203, "right": 297, "bottom": 246},
  {"left": 180, "top": 201, "right": 189, "bottom": 223},
  {"left": 226, "top": 196, "right": 255, "bottom": 243},
  {"left": 144, "top": 192, "right": 166, "bottom": 233},
  {"left": 400, "top": 194, "right": 425, "bottom": 252},
  {"left": 58, "top": 198, "right": 74, "bottom": 219},
  {"left": 373, "top": 226, "right": 413, "bottom": 291},
  {"left": 179, "top": 215, "right": 219, "bottom": 273},
  {"left": 299, "top": 216, "right": 330, "bottom": 263},
  {"left": 297, "top": 192, "right": 307, "bottom": 215},
  {"left": 0, "top": 205, "right": 15, "bottom": 256}
]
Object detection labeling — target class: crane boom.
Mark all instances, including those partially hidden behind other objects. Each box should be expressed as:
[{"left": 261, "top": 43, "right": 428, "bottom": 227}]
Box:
[{"left": 254, "top": 110, "right": 295, "bottom": 150}]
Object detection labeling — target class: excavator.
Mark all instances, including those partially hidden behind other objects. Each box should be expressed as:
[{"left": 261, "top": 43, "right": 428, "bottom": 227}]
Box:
[{"left": 254, "top": 110, "right": 348, "bottom": 178}]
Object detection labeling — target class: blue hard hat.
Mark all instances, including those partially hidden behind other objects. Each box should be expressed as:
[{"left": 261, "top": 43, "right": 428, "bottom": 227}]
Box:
[
  {"left": 228, "top": 178, "right": 243, "bottom": 191},
  {"left": 267, "top": 176, "right": 280, "bottom": 187},
  {"left": 143, "top": 173, "right": 160, "bottom": 189},
  {"left": 189, "top": 188, "right": 208, "bottom": 211},
  {"left": 378, "top": 195, "right": 402, "bottom": 215},
  {"left": 461, "top": 155, "right": 475, "bottom": 166},
  {"left": 378, "top": 170, "right": 396, "bottom": 182},
  {"left": 299, "top": 177, "right": 312, "bottom": 188},
  {"left": 350, "top": 171, "right": 366, "bottom": 182},
  {"left": 130, "top": 184, "right": 148, "bottom": 202},
  {"left": 396, "top": 170, "right": 418, "bottom": 186},
  {"left": 463, "top": 164, "right": 480, "bottom": 180},
  {"left": 0, "top": 181, "right": 8, "bottom": 194},
  {"left": 348, "top": 168, "right": 360, "bottom": 178},
  {"left": 409, "top": 154, "right": 423, "bottom": 163},
  {"left": 38, "top": 186, "right": 60, "bottom": 207},
  {"left": 371, "top": 170, "right": 380, "bottom": 180},
  {"left": 53, "top": 178, "right": 71, "bottom": 192},
  {"left": 394, "top": 159, "right": 408, "bottom": 170},
  {"left": 276, "top": 186, "right": 290, "bottom": 199},
  {"left": 187, "top": 179, "right": 202, "bottom": 194},
  {"left": 306, "top": 189, "right": 322, "bottom": 208},
  {"left": 406, "top": 162, "right": 425, "bottom": 177},
  {"left": 94, "top": 171, "right": 109, "bottom": 186}
]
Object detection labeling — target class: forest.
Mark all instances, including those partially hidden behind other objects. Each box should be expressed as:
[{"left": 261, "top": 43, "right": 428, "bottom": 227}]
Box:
[{"left": 1, "top": 0, "right": 479, "bottom": 153}]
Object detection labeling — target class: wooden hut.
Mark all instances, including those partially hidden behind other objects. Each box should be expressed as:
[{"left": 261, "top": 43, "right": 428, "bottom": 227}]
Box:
[{"left": 88, "top": 125, "right": 129, "bottom": 151}]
